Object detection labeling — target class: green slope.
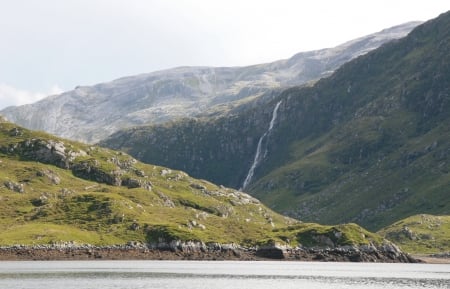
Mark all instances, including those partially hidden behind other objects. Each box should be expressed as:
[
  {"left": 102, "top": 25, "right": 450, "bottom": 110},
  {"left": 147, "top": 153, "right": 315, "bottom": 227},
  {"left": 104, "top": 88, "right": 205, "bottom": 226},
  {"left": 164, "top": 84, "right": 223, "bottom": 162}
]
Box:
[
  {"left": 379, "top": 214, "right": 450, "bottom": 254},
  {"left": 0, "top": 118, "right": 291, "bottom": 246},
  {"left": 101, "top": 11, "right": 450, "bottom": 232},
  {"left": 0, "top": 117, "right": 389, "bottom": 249}
]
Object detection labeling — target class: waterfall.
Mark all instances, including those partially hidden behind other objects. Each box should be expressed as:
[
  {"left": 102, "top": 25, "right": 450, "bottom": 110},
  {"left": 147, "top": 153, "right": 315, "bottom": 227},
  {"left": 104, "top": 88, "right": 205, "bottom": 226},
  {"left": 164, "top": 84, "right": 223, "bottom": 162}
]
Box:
[{"left": 241, "top": 100, "right": 282, "bottom": 190}]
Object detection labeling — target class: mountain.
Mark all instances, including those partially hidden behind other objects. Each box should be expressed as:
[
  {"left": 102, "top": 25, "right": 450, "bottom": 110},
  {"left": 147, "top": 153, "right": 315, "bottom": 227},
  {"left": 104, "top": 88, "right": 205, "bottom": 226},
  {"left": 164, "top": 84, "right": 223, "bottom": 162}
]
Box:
[
  {"left": 0, "top": 23, "right": 419, "bottom": 143},
  {"left": 101, "top": 11, "right": 450, "bottom": 232},
  {"left": 1, "top": 117, "right": 406, "bottom": 259}
]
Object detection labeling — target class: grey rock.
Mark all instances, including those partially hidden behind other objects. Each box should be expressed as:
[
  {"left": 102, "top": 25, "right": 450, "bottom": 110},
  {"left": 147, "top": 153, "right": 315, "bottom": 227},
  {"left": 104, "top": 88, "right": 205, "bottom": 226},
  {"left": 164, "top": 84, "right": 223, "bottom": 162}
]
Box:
[
  {"left": 122, "top": 177, "right": 142, "bottom": 189},
  {"left": 312, "top": 235, "right": 336, "bottom": 248},
  {"left": 2, "top": 138, "right": 86, "bottom": 169},
  {"left": 156, "top": 191, "right": 175, "bottom": 207},
  {"left": 129, "top": 222, "right": 140, "bottom": 231},
  {"left": 121, "top": 177, "right": 152, "bottom": 190},
  {"left": 71, "top": 161, "right": 123, "bottom": 186},
  {"left": 36, "top": 169, "right": 61, "bottom": 185},
  {"left": 60, "top": 188, "right": 74, "bottom": 198},
  {"left": 135, "top": 170, "right": 146, "bottom": 177},
  {"left": 190, "top": 183, "right": 206, "bottom": 190},
  {"left": 9, "top": 127, "right": 22, "bottom": 137},
  {"left": 4, "top": 181, "right": 25, "bottom": 193}
]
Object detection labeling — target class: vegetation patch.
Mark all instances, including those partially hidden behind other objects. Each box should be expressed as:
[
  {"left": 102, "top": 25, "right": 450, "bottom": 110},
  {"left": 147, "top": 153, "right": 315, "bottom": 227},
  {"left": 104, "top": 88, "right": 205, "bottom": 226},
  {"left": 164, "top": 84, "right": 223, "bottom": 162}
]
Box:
[{"left": 378, "top": 214, "right": 450, "bottom": 254}]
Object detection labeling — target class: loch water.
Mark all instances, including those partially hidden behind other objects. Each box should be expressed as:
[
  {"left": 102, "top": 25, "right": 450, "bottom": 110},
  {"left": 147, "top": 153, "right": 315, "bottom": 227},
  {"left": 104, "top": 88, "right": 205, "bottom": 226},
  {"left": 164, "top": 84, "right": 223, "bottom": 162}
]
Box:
[{"left": 0, "top": 260, "right": 449, "bottom": 289}]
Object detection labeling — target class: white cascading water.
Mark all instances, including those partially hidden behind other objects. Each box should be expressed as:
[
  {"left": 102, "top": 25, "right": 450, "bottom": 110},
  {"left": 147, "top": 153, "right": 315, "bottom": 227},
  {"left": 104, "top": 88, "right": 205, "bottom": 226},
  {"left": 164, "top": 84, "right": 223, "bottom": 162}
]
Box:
[{"left": 241, "top": 100, "right": 282, "bottom": 190}]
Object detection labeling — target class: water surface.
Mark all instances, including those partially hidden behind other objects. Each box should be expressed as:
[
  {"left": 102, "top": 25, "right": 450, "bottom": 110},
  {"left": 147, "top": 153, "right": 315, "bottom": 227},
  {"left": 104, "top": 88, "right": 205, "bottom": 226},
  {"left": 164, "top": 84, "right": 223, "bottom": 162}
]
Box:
[{"left": 0, "top": 260, "right": 448, "bottom": 289}]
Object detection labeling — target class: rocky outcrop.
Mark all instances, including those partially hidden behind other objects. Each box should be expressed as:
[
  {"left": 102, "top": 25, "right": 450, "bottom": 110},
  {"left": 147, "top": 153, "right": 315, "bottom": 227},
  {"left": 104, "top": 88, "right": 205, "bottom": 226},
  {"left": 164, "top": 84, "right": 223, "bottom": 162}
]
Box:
[
  {"left": 255, "top": 242, "right": 416, "bottom": 262},
  {"left": 0, "top": 137, "right": 152, "bottom": 189},
  {"left": 36, "top": 169, "right": 61, "bottom": 185},
  {"left": 1, "top": 138, "right": 86, "bottom": 169},
  {"left": 3, "top": 181, "right": 25, "bottom": 193},
  {"left": 122, "top": 177, "right": 152, "bottom": 190},
  {"left": 71, "top": 160, "right": 123, "bottom": 186},
  {"left": 0, "top": 241, "right": 418, "bottom": 262}
]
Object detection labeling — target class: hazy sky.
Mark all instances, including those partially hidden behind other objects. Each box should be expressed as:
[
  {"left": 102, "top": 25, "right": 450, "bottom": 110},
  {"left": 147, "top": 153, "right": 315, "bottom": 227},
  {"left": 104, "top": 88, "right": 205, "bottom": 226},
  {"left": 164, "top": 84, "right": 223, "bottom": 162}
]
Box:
[{"left": 0, "top": 0, "right": 449, "bottom": 109}]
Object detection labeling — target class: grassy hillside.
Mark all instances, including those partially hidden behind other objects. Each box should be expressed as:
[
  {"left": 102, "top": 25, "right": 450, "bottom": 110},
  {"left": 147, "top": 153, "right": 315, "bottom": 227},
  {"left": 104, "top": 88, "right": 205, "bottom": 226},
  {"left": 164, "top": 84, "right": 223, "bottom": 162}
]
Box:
[
  {"left": 0, "top": 117, "right": 389, "bottom": 249},
  {"left": 0, "top": 118, "right": 289, "bottom": 246},
  {"left": 379, "top": 214, "right": 450, "bottom": 254},
  {"left": 101, "top": 11, "right": 450, "bottom": 232}
]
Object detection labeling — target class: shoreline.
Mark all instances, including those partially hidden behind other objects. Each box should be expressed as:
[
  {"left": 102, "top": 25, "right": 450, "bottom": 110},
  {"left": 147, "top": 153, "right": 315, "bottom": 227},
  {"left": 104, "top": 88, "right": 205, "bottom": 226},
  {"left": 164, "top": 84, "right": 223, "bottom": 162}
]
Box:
[
  {"left": 0, "top": 245, "right": 420, "bottom": 263},
  {"left": 411, "top": 255, "right": 450, "bottom": 264}
]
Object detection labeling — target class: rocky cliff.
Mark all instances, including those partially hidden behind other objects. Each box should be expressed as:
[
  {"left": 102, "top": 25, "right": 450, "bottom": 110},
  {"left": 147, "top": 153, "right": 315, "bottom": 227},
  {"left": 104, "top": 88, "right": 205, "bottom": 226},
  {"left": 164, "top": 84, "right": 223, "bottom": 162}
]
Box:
[{"left": 1, "top": 23, "right": 418, "bottom": 143}]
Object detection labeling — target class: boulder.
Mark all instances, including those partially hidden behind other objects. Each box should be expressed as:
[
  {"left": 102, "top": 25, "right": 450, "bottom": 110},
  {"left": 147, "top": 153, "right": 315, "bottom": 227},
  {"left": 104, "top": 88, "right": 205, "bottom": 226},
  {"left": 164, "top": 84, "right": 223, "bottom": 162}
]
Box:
[
  {"left": 36, "top": 169, "right": 61, "bottom": 185},
  {"left": 4, "top": 181, "right": 25, "bottom": 193}
]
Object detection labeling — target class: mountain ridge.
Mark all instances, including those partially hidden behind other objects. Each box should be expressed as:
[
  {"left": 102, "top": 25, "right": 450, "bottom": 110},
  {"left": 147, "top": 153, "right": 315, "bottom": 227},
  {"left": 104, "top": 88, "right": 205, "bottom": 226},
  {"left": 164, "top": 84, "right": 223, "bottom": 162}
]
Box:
[{"left": 1, "top": 22, "right": 419, "bottom": 143}]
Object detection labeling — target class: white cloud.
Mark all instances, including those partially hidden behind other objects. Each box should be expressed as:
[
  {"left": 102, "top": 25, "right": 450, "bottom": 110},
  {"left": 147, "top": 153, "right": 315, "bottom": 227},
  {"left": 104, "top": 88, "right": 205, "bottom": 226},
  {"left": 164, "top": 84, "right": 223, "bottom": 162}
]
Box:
[{"left": 0, "top": 83, "right": 63, "bottom": 110}]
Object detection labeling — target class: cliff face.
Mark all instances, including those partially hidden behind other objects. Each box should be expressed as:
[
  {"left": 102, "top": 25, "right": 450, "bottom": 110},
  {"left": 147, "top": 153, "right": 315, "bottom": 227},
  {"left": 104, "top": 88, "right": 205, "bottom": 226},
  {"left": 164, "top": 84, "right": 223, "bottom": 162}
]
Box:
[
  {"left": 101, "top": 12, "right": 450, "bottom": 231},
  {"left": 1, "top": 23, "right": 418, "bottom": 143},
  {"left": 101, "top": 106, "right": 279, "bottom": 189}
]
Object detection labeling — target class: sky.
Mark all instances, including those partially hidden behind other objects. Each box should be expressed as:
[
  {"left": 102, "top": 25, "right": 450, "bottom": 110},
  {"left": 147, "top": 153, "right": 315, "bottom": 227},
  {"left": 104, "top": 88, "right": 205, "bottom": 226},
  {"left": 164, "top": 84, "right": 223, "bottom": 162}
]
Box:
[{"left": 0, "top": 0, "right": 449, "bottom": 110}]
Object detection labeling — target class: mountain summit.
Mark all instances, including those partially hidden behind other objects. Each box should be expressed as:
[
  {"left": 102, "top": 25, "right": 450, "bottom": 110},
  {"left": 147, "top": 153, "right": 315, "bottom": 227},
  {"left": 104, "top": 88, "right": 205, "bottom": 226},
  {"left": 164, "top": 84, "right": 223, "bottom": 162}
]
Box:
[{"left": 1, "top": 22, "right": 418, "bottom": 143}]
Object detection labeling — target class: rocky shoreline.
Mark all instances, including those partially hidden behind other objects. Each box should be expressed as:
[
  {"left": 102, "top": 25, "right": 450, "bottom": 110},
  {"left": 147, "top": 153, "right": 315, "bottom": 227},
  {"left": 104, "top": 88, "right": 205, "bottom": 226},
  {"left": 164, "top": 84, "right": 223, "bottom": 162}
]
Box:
[{"left": 0, "top": 241, "right": 419, "bottom": 262}]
